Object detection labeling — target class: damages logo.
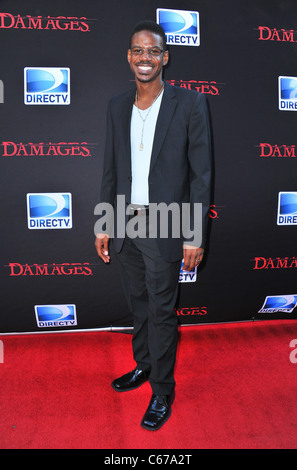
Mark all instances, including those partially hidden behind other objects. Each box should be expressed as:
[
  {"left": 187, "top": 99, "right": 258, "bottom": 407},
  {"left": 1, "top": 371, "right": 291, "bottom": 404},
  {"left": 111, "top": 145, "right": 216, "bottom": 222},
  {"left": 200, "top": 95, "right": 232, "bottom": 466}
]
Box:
[
  {"left": 257, "top": 26, "right": 297, "bottom": 43},
  {"left": 7, "top": 262, "right": 92, "bottom": 276},
  {"left": 1, "top": 141, "right": 93, "bottom": 157},
  {"left": 0, "top": 13, "right": 91, "bottom": 32},
  {"left": 166, "top": 79, "right": 224, "bottom": 96},
  {"left": 175, "top": 306, "right": 207, "bottom": 316},
  {"left": 258, "top": 143, "right": 296, "bottom": 158}
]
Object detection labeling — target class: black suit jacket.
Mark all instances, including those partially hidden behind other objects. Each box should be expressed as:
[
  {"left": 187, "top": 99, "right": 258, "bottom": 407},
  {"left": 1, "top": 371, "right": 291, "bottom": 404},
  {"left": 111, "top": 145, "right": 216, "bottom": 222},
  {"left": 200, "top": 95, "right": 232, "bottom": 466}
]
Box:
[{"left": 99, "top": 81, "right": 212, "bottom": 262}]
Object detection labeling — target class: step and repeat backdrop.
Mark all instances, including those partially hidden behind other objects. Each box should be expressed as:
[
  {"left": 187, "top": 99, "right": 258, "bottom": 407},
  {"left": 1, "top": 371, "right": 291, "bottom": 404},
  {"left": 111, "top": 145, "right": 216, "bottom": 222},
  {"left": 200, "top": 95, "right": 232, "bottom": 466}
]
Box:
[{"left": 0, "top": 0, "right": 296, "bottom": 334}]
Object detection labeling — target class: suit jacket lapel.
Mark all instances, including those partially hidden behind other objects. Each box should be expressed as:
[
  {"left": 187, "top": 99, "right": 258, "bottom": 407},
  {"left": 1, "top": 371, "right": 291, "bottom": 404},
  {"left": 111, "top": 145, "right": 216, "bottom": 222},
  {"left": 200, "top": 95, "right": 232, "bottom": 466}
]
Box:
[
  {"left": 149, "top": 82, "right": 177, "bottom": 174},
  {"left": 119, "top": 88, "right": 135, "bottom": 176}
]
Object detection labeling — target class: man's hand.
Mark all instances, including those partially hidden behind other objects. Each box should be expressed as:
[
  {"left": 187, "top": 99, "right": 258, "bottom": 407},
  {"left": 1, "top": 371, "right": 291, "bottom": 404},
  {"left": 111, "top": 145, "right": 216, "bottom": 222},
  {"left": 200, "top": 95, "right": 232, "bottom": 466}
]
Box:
[
  {"left": 182, "top": 245, "right": 204, "bottom": 272},
  {"left": 95, "top": 234, "right": 110, "bottom": 263}
]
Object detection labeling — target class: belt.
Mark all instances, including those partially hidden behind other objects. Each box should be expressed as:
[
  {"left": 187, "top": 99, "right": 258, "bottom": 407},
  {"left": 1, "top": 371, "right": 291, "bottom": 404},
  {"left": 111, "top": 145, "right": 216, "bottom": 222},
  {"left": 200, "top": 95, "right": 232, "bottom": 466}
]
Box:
[{"left": 128, "top": 205, "right": 149, "bottom": 216}]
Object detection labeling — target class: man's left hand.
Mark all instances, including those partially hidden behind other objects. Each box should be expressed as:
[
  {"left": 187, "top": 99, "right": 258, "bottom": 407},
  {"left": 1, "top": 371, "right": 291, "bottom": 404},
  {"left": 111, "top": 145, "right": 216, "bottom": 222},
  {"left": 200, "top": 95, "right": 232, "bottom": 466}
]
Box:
[{"left": 182, "top": 245, "right": 204, "bottom": 272}]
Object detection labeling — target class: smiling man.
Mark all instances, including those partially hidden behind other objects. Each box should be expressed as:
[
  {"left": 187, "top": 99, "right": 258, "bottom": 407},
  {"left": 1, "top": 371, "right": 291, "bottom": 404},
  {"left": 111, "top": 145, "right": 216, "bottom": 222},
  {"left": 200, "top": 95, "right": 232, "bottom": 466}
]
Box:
[{"left": 95, "top": 20, "right": 212, "bottom": 431}]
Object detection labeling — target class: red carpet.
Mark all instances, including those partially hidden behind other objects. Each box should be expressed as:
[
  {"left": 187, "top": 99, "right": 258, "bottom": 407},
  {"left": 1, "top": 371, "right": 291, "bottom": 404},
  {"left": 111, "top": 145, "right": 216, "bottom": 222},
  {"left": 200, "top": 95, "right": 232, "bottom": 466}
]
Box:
[{"left": 0, "top": 320, "right": 297, "bottom": 449}]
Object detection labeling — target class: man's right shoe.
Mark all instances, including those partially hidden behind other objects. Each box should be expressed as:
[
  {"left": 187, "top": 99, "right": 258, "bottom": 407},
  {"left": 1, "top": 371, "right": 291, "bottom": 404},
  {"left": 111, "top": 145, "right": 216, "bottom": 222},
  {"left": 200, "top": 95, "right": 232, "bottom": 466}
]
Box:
[
  {"left": 111, "top": 367, "right": 150, "bottom": 392},
  {"left": 141, "top": 392, "right": 174, "bottom": 431}
]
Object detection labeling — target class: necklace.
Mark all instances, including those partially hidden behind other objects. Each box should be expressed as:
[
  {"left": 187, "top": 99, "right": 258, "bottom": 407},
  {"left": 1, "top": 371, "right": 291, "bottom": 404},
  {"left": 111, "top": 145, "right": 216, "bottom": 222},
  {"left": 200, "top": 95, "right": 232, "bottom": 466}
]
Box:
[{"left": 135, "top": 82, "right": 164, "bottom": 151}]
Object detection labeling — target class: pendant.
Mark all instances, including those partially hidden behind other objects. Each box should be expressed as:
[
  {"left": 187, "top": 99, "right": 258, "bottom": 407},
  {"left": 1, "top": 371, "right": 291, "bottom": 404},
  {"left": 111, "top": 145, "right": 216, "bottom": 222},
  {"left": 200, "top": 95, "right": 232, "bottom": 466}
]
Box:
[{"left": 139, "top": 143, "right": 143, "bottom": 151}]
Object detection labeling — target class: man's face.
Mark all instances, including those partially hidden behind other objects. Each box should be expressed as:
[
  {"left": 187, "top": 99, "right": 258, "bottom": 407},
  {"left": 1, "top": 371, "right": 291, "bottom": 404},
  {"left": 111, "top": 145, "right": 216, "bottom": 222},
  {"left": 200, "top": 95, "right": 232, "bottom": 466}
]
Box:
[{"left": 127, "top": 30, "right": 169, "bottom": 84}]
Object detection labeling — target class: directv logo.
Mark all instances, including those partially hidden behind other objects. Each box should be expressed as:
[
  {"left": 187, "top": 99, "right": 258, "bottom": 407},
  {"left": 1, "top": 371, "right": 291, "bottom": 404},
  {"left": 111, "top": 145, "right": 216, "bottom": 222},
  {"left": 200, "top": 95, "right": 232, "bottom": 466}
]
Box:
[
  {"left": 179, "top": 260, "right": 197, "bottom": 283},
  {"left": 258, "top": 295, "right": 297, "bottom": 314},
  {"left": 35, "top": 305, "right": 77, "bottom": 328},
  {"left": 279, "top": 76, "right": 297, "bottom": 111},
  {"left": 157, "top": 8, "right": 200, "bottom": 46},
  {"left": 27, "top": 192, "right": 72, "bottom": 229},
  {"left": 277, "top": 192, "right": 297, "bottom": 225},
  {"left": 24, "top": 67, "right": 70, "bottom": 105}
]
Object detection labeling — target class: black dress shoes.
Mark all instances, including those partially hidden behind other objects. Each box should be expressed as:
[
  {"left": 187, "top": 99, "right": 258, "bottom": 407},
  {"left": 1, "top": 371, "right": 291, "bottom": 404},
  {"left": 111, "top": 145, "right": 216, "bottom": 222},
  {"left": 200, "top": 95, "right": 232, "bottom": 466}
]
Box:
[
  {"left": 111, "top": 367, "right": 150, "bottom": 392},
  {"left": 141, "top": 392, "right": 174, "bottom": 431}
]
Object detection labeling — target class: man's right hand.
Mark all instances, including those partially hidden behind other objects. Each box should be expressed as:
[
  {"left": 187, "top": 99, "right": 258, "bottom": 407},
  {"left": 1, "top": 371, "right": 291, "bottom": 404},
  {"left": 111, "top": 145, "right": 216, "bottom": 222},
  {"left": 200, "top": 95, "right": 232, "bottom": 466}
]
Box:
[{"left": 95, "top": 234, "right": 110, "bottom": 263}]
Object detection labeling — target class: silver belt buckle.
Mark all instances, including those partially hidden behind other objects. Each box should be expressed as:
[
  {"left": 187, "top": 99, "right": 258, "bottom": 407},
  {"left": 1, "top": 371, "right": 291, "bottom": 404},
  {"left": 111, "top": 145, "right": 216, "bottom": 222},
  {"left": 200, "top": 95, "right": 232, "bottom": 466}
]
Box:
[{"left": 130, "top": 204, "right": 147, "bottom": 216}]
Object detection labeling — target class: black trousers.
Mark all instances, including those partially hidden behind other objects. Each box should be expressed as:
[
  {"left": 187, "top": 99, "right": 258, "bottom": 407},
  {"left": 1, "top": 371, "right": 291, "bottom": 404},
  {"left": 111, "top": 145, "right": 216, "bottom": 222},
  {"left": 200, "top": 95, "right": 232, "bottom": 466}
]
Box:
[{"left": 115, "top": 216, "right": 181, "bottom": 395}]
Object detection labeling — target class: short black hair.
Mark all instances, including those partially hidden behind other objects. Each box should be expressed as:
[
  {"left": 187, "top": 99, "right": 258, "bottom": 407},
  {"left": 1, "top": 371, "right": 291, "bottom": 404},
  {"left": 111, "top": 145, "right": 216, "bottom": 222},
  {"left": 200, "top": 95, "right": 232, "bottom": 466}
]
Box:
[{"left": 129, "top": 20, "right": 167, "bottom": 50}]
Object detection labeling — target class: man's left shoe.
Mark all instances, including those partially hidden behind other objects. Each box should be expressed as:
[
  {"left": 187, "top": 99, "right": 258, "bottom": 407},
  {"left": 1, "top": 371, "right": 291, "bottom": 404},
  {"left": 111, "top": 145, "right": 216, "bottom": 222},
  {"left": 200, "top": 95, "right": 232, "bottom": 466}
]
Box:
[{"left": 141, "top": 392, "right": 174, "bottom": 431}]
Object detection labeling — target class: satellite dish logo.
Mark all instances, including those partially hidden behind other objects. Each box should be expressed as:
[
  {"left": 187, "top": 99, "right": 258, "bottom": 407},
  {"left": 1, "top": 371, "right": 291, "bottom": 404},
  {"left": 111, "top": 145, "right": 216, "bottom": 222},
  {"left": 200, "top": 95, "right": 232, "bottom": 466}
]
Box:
[
  {"left": 27, "top": 192, "right": 72, "bottom": 229},
  {"left": 156, "top": 8, "right": 200, "bottom": 46},
  {"left": 24, "top": 67, "right": 70, "bottom": 105},
  {"left": 35, "top": 305, "right": 77, "bottom": 328},
  {"left": 277, "top": 192, "right": 297, "bottom": 225},
  {"left": 279, "top": 76, "right": 297, "bottom": 111},
  {"left": 258, "top": 295, "right": 297, "bottom": 314}
]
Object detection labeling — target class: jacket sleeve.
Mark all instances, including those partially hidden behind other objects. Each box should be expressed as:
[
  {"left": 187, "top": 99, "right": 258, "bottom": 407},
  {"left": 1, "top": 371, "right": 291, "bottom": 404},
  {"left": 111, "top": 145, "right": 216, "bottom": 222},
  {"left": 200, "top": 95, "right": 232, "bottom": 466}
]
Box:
[
  {"left": 96, "top": 100, "right": 116, "bottom": 236},
  {"left": 186, "top": 92, "right": 212, "bottom": 248},
  {"left": 100, "top": 100, "right": 116, "bottom": 206}
]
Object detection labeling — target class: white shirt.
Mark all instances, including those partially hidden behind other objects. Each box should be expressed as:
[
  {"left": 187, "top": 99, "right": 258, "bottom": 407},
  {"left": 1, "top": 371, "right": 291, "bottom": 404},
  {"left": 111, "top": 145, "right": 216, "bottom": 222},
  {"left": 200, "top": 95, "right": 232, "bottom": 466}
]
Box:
[{"left": 130, "top": 91, "right": 163, "bottom": 205}]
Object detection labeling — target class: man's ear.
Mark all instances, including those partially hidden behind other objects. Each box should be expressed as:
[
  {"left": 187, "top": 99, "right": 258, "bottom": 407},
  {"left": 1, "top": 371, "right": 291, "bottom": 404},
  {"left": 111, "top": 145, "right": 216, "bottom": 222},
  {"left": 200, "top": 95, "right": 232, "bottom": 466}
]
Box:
[
  {"left": 127, "top": 49, "right": 131, "bottom": 64},
  {"left": 163, "top": 50, "right": 169, "bottom": 66}
]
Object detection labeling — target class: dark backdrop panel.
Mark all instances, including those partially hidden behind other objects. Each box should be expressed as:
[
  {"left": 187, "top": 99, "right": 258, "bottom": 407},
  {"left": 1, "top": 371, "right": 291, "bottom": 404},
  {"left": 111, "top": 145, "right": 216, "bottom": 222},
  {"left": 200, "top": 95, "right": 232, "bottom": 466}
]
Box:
[{"left": 0, "top": 0, "right": 296, "bottom": 333}]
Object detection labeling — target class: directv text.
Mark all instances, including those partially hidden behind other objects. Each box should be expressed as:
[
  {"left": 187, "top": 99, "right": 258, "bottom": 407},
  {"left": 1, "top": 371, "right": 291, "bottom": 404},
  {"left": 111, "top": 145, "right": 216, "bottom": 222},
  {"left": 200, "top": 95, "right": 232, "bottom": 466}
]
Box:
[{"left": 165, "top": 34, "right": 198, "bottom": 45}]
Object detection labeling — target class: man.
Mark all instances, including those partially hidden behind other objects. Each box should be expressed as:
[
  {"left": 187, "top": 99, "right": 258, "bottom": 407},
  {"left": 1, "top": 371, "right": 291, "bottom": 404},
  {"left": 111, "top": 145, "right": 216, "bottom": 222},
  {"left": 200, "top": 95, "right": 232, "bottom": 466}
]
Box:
[{"left": 95, "top": 20, "right": 212, "bottom": 431}]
